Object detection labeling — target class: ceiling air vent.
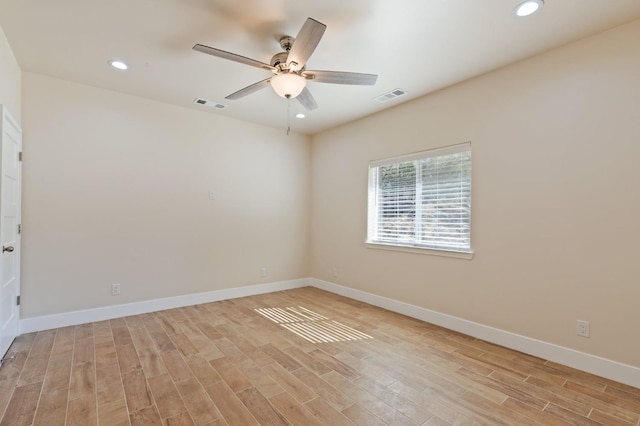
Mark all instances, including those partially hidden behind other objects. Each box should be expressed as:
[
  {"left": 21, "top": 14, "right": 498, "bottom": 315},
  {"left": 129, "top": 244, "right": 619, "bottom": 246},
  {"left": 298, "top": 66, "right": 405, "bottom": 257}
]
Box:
[
  {"left": 374, "top": 88, "right": 407, "bottom": 103},
  {"left": 193, "top": 98, "right": 225, "bottom": 109}
]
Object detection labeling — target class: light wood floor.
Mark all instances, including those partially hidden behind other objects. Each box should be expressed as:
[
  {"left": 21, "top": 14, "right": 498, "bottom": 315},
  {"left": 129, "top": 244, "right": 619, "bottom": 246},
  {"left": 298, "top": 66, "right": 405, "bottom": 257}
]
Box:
[{"left": 1, "top": 287, "right": 639, "bottom": 426}]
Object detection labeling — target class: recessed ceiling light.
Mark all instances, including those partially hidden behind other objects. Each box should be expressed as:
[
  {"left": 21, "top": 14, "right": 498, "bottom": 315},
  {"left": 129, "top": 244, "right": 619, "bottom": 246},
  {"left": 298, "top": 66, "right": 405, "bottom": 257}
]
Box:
[
  {"left": 295, "top": 113, "right": 305, "bottom": 119},
  {"left": 513, "top": 0, "right": 543, "bottom": 17},
  {"left": 108, "top": 59, "right": 128, "bottom": 70}
]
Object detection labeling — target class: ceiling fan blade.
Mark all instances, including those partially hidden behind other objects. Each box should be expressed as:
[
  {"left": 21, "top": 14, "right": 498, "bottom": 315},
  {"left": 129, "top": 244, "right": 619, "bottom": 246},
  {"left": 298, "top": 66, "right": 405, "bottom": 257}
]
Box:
[
  {"left": 193, "top": 44, "right": 276, "bottom": 72},
  {"left": 296, "top": 87, "right": 318, "bottom": 111},
  {"left": 225, "top": 78, "right": 272, "bottom": 100},
  {"left": 287, "top": 18, "right": 326, "bottom": 70},
  {"left": 303, "top": 70, "right": 378, "bottom": 85}
]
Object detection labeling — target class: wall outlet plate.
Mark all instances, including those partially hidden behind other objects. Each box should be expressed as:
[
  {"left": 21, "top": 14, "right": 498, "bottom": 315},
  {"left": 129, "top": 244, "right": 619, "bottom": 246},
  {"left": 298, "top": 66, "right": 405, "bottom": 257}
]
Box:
[{"left": 577, "top": 320, "right": 590, "bottom": 337}]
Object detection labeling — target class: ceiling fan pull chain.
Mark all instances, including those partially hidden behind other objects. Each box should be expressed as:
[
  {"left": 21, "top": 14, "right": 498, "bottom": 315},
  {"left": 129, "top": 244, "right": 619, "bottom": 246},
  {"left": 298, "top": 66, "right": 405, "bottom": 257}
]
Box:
[{"left": 286, "top": 97, "right": 291, "bottom": 136}]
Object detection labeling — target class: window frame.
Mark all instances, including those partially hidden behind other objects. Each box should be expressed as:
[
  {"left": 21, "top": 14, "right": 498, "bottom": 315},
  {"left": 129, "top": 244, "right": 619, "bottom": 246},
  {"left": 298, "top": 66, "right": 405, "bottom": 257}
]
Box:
[{"left": 366, "top": 142, "right": 473, "bottom": 259}]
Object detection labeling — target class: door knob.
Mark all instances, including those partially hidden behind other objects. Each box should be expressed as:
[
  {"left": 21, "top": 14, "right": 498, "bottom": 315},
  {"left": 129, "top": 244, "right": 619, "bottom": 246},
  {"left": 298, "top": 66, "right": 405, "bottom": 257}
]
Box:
[{"left": 2, "top": 246, "right": 14, "bottom": 253}]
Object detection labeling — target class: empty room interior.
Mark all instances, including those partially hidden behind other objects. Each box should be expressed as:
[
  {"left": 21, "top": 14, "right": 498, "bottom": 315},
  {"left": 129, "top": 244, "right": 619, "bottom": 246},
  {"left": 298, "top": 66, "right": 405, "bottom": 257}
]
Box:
[{"left": 1, "top": 1, "right": 639, "bottom": 425}]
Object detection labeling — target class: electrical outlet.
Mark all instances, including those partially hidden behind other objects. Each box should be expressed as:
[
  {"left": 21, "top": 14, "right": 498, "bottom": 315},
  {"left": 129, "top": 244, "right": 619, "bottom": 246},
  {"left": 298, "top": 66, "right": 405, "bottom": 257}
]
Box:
[
  {"left": 208, "top": 190, "right": 216, "bottom": 200},
  {"left": 260, "top": 267, "right": 267, "bottom": 278},
  {"left": 111, "top": 283, "right": 121, "bottom": 296},
  {"left": 331, "top": 266, "right": 338, "bottom": 278},
  {"left": 577, "top": 320, "right": 590, "bottom": 337}
]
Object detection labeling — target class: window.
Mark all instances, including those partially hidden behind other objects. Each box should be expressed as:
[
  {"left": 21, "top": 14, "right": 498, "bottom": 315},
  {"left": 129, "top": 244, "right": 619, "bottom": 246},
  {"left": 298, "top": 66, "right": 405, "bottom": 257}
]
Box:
[{"left": 367, "top": 143, "right": 472, "bottom": 255}]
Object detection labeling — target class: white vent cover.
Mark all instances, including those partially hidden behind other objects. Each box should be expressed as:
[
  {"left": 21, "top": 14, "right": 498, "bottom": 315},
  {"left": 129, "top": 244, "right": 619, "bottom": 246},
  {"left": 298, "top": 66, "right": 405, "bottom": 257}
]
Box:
[
  {"left": 194, "top": 98, "right": 225, "bottom": 109},
  {"left": 374, "top": 88, "right": 407, "bottom": 103}
]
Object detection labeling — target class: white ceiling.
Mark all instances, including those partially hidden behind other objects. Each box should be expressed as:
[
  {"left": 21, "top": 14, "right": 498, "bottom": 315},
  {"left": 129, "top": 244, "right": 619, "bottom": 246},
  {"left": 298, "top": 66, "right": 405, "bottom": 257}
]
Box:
[{"left": 2, "top": 1, "right": 640, "bottom": 135}]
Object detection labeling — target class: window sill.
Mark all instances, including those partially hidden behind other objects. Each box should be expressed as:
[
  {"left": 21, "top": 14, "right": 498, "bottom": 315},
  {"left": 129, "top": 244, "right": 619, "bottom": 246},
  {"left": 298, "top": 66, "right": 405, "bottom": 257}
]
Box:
[{"left": 365, "top": 241, "right": 474, "bottom": 260}]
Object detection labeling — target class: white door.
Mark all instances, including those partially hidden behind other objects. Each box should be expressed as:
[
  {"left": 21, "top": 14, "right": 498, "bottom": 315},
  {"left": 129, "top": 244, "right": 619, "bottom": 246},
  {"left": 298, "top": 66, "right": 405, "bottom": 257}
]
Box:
[{"left": 0, "top": 105, "right": 22, "bottom": 359}]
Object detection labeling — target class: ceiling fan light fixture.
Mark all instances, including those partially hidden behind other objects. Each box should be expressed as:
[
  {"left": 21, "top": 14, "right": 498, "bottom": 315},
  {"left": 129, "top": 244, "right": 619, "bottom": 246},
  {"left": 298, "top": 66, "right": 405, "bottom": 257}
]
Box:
[
  {"left": 513, "top": 0, "right": 543, "bottom": 17},
  {"left": 270, "top": 73, "right": 306, "bottom": 98}
]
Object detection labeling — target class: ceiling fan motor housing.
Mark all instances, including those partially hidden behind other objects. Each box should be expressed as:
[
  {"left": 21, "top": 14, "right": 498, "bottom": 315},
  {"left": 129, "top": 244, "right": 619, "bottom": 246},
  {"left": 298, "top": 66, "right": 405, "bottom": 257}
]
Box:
[{"left": 270, "top": 52, "right": 289, "bottom": 69}]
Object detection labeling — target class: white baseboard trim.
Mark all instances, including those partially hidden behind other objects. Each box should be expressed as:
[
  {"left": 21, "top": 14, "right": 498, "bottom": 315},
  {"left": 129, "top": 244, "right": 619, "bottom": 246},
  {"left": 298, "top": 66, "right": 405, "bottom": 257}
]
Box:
[
  {"left": 20, "top": 278, "right": 310, "bottom": 334},
  {"left": 310, "top": 278, "right": 640, "bottom": 389}
]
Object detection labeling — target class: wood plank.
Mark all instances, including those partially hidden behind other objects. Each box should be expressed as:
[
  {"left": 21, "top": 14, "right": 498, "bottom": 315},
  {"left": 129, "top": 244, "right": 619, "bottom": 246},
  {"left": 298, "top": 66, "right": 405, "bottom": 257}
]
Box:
[
  {"left": 32, "top": 383, "right": 68, "bottom": 426},
  {"left": 69, "top": 361, "right": 96, "bottom": 400},
  {"left": 116, "top": 343, "right": 142, "bottom": 374},
  {"left": 501, "top": 397, "right": 572, "bottom": 426},
  {"left": 95, "top": 341, "right": 118, "bottom": 368},
  {"left": 98, "top": 399, "right": 130, "bottom": 426},
  {"left": 171, "top": 333, "right": 199, "bottom": 357},
  {"left": 125, "top": 315, "right": 146, "bottom": 329},
  {"left": 260, "top": 343, "right": 302, "bottom": 371},
  {"left": 195, "top": 322, "right": 223, "bottom": 340},
  {"left": 30, "top": 330, "right": 56, "bottom": 354},
  {"left": 129, "top": 405, "right": 163, "bottom": 426},
  {"left": 42, "top": 352, "right": 72, "bottom": 392},
  {"left": 130, "top": 327, "right": 155, "bottom": 350},
  {"left": 564, "top": 379, "right": 640, "bottom": 414},
  {"left": 543, "top": 403, "right": 603, "bottom": 426},
  {"left": 236, "top": 387, "right": 289, "bottom": 426},
  {"left": 488, "top": 370, "right": 591, "bottom": 416},
  {"left": 138, "top": 347, "right": 169, "bottom": 379},
  {"left": 589, "top": 408, "right": 639, "bottom": 426},
  {"left": 122, "top": 368, "right": 154, "bottom": 412},
  {"left": 262, "top": 363, "right": 318, "bottom": 404},
  {"left": 184, "top": 354, "right": 222, "bottom": 387},
  {"left": 96, "top": 363, "right": 125, "bottom": 405},
  {"left": 322, "top": 370, "right": 417, "bottom": 425},
  {"left": 353, "top": 374, "right": 433, "bottom": 424},
  {"left": 341, "top": 403, "right": 386, "bottom": 426},
  {"left": 67, "top": 395, "right": 97, "bottom": 426},
  {"left": 164, "top": 412, "right": 196, "bottom": 426},
  {"left": 526, "top": 375, "right": 640, "bottom": 423},
  {"left": 307, "top": 349, "right": 359, "bottom": 380},
  {"left": 236, "top": 360, "right": 286, "bottom": 398},
  {"left": 174, "top": 378, "right": 221, "bottom": 425},
  {"left": 291, "top": 367, "right": 354, "bottom": 411},
  {"left": 74, "top": 323, "right": 94, "bottom": 341},
  {"left": 0, "top": 377, "right": 19, "bottom": 422},
  {"left": 455, "top": 391, "right": 537, "bottom": 426},
  {"left": 456, "top": 367, "right": 547, "bottom": 410},
  {"left": 305, "top": 397, "right": 356, "bottom": 425},
  {"left": 17, "top": 352, "right": 49, "bottom": 386},
  {"left": 269, "top": 391, "right": 324, "bottom": 426},
  {"left": 148, "top": 374, "right": 187, "bottom": 419},
  {"left": 204, "top": 381, "right": 259, "bottom": 425},
  {"left": 149, "top": 330, "right": 176, "bottom": 352},
  {"left": 112, "top": 326, "right": 134, "bottom": 347},
  {"left": 52, "top": 327, "right": 76, "bottom": 355},
  {"left": 210, "top": 356, "right": 252, "bottom": 392},
  {"left": 284, "top": 346, "right": 333, "bottom": 375},
  {"left": 0, "top": 382, "right": 41, "bottom": 426},
  {"left": 161, "top": 350, "right": 193, "bottom": 382},
  {"left": 73, "top": 337, "right": 95, "bottom": 364}
]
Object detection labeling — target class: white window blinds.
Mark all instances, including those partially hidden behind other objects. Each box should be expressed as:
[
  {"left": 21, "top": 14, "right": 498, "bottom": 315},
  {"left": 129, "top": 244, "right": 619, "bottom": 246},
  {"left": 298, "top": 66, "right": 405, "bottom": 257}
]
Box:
[{"left": 367, "top": 143, "right": 471, "bottom": 253}]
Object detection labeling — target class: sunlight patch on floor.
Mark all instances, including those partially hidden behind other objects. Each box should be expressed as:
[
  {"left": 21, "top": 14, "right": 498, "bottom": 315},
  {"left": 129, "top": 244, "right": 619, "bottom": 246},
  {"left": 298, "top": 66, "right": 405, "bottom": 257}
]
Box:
[{"left": 254, "top": 306, "right": 373, "bottom": 343}]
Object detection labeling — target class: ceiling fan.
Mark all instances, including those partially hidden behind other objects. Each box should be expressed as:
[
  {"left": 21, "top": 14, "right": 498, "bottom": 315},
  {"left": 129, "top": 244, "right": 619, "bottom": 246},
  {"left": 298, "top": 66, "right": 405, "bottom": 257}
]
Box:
[{"left": 193, "top": 18, "right": 378, "bottom": 111}]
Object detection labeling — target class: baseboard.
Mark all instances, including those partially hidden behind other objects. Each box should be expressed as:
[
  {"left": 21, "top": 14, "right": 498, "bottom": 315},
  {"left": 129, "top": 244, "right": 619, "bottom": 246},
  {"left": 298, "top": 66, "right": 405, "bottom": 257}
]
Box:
[
  {"left": 19, "top": 278, "right": 310, "bottom": 334},
  {"left": 310, "top": 278, "right": 640, "bottom": 389}
]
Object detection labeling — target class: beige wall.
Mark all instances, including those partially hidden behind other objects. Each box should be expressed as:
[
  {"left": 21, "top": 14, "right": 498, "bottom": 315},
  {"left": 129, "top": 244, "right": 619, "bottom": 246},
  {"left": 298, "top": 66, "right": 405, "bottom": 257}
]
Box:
[
  {"left": 0, "top": 24, "right": 21, "bottom": 122},
  {"left": 21, "top": 73, "right": 311, "bottom": 318},
  {"left": 311, "top": 20, "right": 640, "bottom": 367}
]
